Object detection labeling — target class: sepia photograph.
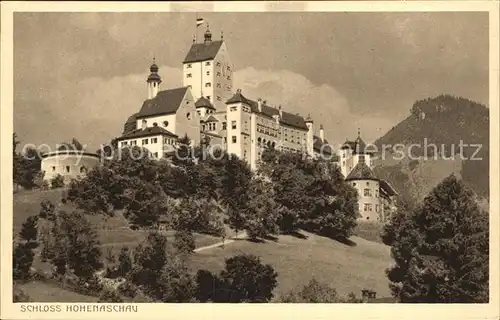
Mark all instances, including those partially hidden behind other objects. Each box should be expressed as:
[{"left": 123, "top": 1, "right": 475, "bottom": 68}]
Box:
[{"left": 1, "top": 1, "right": 499, "bottom": 319}]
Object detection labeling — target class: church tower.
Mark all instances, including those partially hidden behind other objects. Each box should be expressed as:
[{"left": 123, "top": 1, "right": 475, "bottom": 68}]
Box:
[
  {"left": 147, "top": 58, "right": 162, "bottom": 99},
  {"left": 182, "top": 24, "right": 234, "bottom": 112}
]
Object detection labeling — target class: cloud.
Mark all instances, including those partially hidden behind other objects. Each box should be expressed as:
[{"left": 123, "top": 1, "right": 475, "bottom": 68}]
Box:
[{"left": 15, "top": 65, "right": 398, "bottom": 153}]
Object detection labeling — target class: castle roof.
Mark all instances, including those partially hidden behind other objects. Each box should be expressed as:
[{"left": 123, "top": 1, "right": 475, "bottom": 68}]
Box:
[
  {"left": 136, "top": 87, "right": 189, "bottom": 119},
  {"left": 183, "top": 40, "right": 224, "bottom": 63},
  {"left": 379, "top": 179, "right": 398, "bottom": 197},
  {"left": 117, "top": 126, "right": 177, "bottom": 141},
  {"left": 313, "top": 135, "right": 333, "bottom": 155},
  {"left": 345, "top": 161, "right": 378, "bottom": 181},
  {"left": 340, "top": 137, "right": 374, "bottom": 155},
  {"left": 226, "top": 91, "right": 308, "bottom": 130},
  {"left": 123, "top": 113, "right": 138, "bottom": 135},
  {"left": 195, "top": 96, "right": 216, "bottom": 110}
]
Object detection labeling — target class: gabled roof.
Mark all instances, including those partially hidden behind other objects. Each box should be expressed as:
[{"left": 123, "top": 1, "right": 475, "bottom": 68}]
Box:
[
  {"left": 313, "top": 135, "right": 333, "bottom": 155},
  {"left": 345, "top": 161, "right": 378, "bottom": 181},
  {"left": 225, "top": 91, "right": 309, "bottom": 130},
  {"left": 117, "top": 126, "right": 177, "bottom": 141},
  {"left": 136, "top": 87, "right": 189, "bottom": 119},
  {"left": 123, "top": 113, "right": 138, "bottom": 134},
  {"left": 380, "top": 179, "right": 398, "bottom": 196},
  {"left": 183, "top": 40, "right": 224, "bottom": 63},
  {"left": 205, "top": 115, "right": 218, "bottom": 122},
  {"left": 195, "top": 97, "right": 216, "bottom": 110},
  {"left": 340, "top": 137, "right": 374, "bottom": 155}
]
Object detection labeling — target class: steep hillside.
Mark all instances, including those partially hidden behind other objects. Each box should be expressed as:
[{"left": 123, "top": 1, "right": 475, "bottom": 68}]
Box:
[{"left": 373, "top": 94, "right": 489, "bottom": 200}]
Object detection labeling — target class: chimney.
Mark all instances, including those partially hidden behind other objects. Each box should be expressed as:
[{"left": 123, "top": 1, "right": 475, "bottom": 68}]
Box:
[
  {"left": 278, "top": 105, "right": 283, "bottom": 117},
  {"left": 257, "top": 98, "right": 263, "bottom": 112},
  {"left": 319, "top": 124, "right": 324, "bottom": 141}
]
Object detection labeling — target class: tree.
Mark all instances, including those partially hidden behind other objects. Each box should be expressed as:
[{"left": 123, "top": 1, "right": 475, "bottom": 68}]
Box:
[
  {"left": 51, "top": 174, "right": 65, "bottom": 189},
  {"left": 13, "top": 243, "right": 34, "bottom": 280},
  {"left": 71, "top": 138, "right": 84, "bottom": 151},
  {"left": 117, "top": 247, "right": 132, "bottom": 278},
  {"left": 243, "top": 178, "right": 280, "bottom": 240},
  {"left": 13, "top": 137, "right": 42, "bottom": 190},
  {"left": 173, "top": 230, "right": 195, "bottom": 255},
  {"left": 129, "top": 232, "right": 196, "bottom": 302},
  {"left": 19, "top": 215, "right": 39, "bottom": 246},
  {"left": 171, "top": 134, "right": 194, "bottom": 167},
  {"left": 279, "top": 278, "right": 339, "bottom": 303},
  {"left": 48, "top": 211, "right": 103, "bottom": 279},
  {"left": 98, "top": 289, "right": 124, "bottom": 303},
  {"left": 39, "top": 200, "right": 56, "bottom": 220},
  {"left": 218, "top": 254, "right": 278, "bottom": 302},
  {"left": 386, "top": 174, "right": 489, "bottom": 303}
]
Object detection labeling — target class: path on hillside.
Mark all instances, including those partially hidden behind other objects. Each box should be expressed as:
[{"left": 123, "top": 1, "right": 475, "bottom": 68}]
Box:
[{"left": 194, "top": 231, "right": 248, "bottom": 252}]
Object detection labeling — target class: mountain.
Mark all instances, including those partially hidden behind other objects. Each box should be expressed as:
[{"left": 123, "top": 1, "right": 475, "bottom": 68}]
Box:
[{"left": 372, "top": 94, "right": 489, "bottom": 202}]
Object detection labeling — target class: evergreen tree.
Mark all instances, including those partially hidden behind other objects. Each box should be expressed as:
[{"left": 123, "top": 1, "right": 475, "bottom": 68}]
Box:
[
  {"left": 19, "top": 215, "right": 39, "bottom": 246},
  {"left": 386, "top": 174, "right": 489, "bottom": 302},
  {"left": 13, "top": 243, "right": 34, "bottom": 280}
]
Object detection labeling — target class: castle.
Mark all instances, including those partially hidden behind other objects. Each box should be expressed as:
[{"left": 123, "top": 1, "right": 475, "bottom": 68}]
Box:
[{"left": 113, "top": 25, "right": 397, "bottom": 222}]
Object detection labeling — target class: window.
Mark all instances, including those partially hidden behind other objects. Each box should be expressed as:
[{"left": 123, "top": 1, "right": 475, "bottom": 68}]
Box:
[
  {"left": 80, "top": 166, "right": 87, "bottom": 174},
  {"left": 227, "top": 66, "right": 231, "bottom": 71},
  {"left": 217, "top": 72, "right": 221, "bottom": 76},
  {"left": 205, "top": 82, "right": 212, "bottom": 87},
  {"left": 66, "top": 166, "right": 70, "bottom": 173},
  {"left": 353, "top": 182, "right": 357, "bottom": 187},
  {"left": 186, "top": 73, "right": 192, "bottom": 78},
  {"left": 230, "top": 106, "right": 237, "bottom": 112},
  {"left": 151, "top": 138, "right": 158, "bottom": 144},
  {"left": 205, "top": 61, "right": 211, "bottom": 66},
  {"left": 375, "top": 190, "right": 379, "bottom": 198},
  {"left": 216, "top": 62, "right": 221, "bottom": 67},
  {"left": 186, "top": 112, "right": 191, "bottom": 120},
  {"left": 216, "top": 83, "right": 221, "bottom": 88},
  {"left": 153, "top": 122, "right": 158, "bottom": 127},
  {"left": 366, "top": 182, "right": 370, "bottom": 186},
  {"left": 186, "top": 64, "right": 192, "bottom": 68},
  {"left": 364, "top": 203, "right": 373, "bottom": 212},
  {"left": 376, "top": 204, "right": 380, "bottom": 212},
  {"left": 232, "top": 136, "right": 237, "bottom": 143},
  {"left": 364, "top": 188, "right": 372, "bottom": 197},
  {"left": 217, "top": 96, "right": 221, "bottom": 101},
  {"left": 52, "top": 166, "right": 56, "bottom": 172},
  {"left": 153, "top": 152, "right": 158, "bottom": 158},
  {"left": 222, "top": 122, "right": 227, "bottom": 130},
  {"left": 122, "top": 141, "right": 128, "bottom": 147},
  {"left": 142, "top": 139, "right": 149, "bottom": 145},
  {"left": 206, "top": 96, "right": 211, "bottom": 100},
  {"left": 197, "top": 110, "right": 201, "bottom": 116},
  {"left": 206, "top": 71, "right": 210, "bottom": 76},
  {"left": 227, "top": 76, "right": 231, "bottom": 80},
  {"left": 231, "top": 121, "right": 237, "bottom": 129},
  {"left": 224, "top": 137, "right": 227, "bottom": 143}
]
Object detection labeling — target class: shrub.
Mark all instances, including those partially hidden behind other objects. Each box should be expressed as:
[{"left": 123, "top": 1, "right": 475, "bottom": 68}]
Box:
[{"left": 51, "top": 174, "right": 65, "bottom": 189}]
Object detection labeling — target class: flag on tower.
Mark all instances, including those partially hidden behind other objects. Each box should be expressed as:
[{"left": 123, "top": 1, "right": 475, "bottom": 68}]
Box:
[{"left": 196, "top": 17, "right": 205, "bottom": 27}]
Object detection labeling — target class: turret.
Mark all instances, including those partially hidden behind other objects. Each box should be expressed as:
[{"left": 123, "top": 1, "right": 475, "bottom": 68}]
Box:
[{"left": 147, "top": 58, "right": 162, "bottom": 99}]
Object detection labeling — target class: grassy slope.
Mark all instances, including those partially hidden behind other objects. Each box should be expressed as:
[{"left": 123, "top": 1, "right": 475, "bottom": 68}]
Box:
[
  {"left": 187, "top": 231, "right": 393, "bottom": 300},
  {"left": 14, "top": 189, "right": 394, "bottom": 301}
]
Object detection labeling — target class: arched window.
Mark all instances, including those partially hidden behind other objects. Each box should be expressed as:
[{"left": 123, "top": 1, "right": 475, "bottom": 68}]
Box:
[{"left": 80, "top": 166, "right": 87, "bottom": 174}]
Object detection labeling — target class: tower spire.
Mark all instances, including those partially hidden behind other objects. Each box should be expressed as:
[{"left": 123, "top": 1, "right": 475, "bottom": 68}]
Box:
[
  {"left": 204, "top": 23, "right": 212, "bottom": 43},
  {"left": 221, "top": 29, "right": 224, "bottom": 40},
  {"left": 357, "top": 128, "right": 361, "bottom": 138}
]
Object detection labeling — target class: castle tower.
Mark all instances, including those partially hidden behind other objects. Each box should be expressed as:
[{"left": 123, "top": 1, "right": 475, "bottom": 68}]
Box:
[
  {"left": 182, "top": 23, "right": 234, "bottom": 112},
  {"left": 305, "top": 114, "right": 314, "bottom": 157},
  {"left": 147, "top": 58, "right": 162, "bottom": 99}
]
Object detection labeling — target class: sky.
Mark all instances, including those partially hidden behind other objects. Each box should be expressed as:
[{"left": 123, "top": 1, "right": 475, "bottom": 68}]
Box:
[{"left": 13, "top": 10, "right": 489, "bottom": 152}]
